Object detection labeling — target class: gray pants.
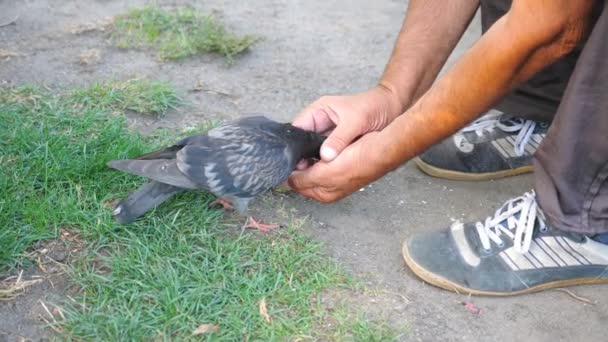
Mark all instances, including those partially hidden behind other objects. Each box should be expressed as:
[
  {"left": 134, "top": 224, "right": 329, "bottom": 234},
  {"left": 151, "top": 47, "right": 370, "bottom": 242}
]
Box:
[{"left": 481, "top": 0, "right": 608, "bottom": 234}]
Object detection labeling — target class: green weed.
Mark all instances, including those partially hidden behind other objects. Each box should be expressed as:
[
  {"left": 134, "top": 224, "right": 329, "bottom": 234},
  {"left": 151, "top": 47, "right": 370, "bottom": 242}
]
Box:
[{"left": 112, "top": 6, "right": 258, "bottom": 61}]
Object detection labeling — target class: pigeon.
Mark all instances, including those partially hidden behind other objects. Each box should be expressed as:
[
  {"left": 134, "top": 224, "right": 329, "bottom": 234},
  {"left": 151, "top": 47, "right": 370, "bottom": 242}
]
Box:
[{"left": 107, "top": 116, "right": 326, "bottom": 230}]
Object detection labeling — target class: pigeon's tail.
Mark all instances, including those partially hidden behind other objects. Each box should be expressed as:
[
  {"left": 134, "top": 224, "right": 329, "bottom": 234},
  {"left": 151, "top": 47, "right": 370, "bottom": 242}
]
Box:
[
  {"left": 113, "top": 181, "right": 183, "bottom": 224},
  {"left": 107, "top": 159, "right": 198, "bottom": 189}
]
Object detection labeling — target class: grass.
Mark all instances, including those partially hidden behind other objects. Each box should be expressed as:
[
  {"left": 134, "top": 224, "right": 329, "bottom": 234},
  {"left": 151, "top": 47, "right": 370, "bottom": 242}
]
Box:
[
  {"left": 1, "top": 84, "right": 149, "bottom": 270},
  {"left": 112, "top": 6, "right": 258, "bottom": 61},
  {"left": 68, "top": 79, "right": 181, "bottom": 116},
  {"left": 0, "top": 82, "right": 400, "bottom": 340},
  {"left": 330, "top": 310, "right": 404, "bottom": 342}
]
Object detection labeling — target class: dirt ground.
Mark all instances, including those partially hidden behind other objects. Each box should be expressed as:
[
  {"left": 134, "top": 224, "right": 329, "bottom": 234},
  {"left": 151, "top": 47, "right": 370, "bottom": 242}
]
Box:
[{"left": 1, "top": 0, "right": 607, "bottom": 341}]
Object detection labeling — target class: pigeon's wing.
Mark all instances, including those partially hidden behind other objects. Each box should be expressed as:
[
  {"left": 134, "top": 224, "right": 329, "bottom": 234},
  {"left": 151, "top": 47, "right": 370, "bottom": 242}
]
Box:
[
  {"left": 107, "top": 159, "right": 199, "bottom": 189},
  {"left": 176, "top": 131, "right": 293, "bottom": 198},
  {"left": 129, "top": 133, "right": 205, "bottom": 160},
  {"left": 226, "top": 134, "right": 294, "bottom": 196}
]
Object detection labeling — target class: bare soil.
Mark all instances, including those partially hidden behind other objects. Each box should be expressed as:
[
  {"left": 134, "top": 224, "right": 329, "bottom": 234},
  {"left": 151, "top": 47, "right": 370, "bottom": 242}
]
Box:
[
  {"left": 0, "top": 230, "right": 84, "bottom": 341},
  {"left": 1, "top": 1, "right": 606, "bottom": 341}
]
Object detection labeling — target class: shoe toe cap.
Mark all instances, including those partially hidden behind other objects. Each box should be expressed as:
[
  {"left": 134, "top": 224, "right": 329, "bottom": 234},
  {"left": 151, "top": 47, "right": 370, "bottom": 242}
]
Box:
[
  {"left": 405, "top": 230, "right": 473, "bottom": 286},
  {"left": 404, "top": 228, "right": 529, "bottom": 294},
  {"left": 418, "top": 140, "right": 470, "bottom": 173}
]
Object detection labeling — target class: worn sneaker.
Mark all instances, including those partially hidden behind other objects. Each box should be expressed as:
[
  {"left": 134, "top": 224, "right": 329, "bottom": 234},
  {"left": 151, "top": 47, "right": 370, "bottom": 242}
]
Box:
[
  {"left": 402, "top": 191, "right": 608, "bottom": 295},
  {"left": 414, "top": 109, "right": 549, "bottom": 181}
]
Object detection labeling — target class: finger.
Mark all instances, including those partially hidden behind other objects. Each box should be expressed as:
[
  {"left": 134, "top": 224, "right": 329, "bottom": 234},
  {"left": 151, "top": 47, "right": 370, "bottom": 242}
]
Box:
[
  {"left": 285, "top": 174, "right": 324, "bottom": 201},
  {"left": 320, "top": 120, "right": 362, "bottom": 162},
  {"left": 287, "top": 170, "right": 310, "bottom": 192},
  {"left": 289, "top": 182, "right": 341, "bottom": 203},
  {"left": 287, "top": 164, "right": 324, "bottom": 192},
  {"left": 292, "top": 107, "right": 336, "bottom": 133},
  {"left": 295, "top": 187, "right": 326, "bottom": 202}
]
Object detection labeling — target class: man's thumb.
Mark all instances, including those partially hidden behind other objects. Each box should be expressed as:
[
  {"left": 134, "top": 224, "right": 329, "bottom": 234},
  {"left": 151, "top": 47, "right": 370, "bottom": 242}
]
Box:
[{"left": 320, "top": 124, "right": 360, "bottom": 162}]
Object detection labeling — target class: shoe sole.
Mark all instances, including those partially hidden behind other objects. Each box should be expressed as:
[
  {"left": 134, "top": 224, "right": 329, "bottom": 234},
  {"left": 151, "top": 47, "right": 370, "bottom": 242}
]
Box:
[
  {"left": 414, "top": 157, "right": 533, "bottom": 181},
  {"left": 402, "top": 241, "right": 608, "bottom": 296}
]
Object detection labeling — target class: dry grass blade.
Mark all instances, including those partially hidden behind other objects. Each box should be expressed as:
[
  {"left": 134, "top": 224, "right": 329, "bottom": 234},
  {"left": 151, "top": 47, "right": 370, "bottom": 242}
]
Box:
[
  {"left": 192, "top": 323, "right": 220, "bottom": 335},
  {"left": 0, "top": 270, "right": 43, "bottom": 301},
  {"left": 382, "top": 290, "right": 410, "bottom": 305},
  {"left": 190, "top": 80, "right": 234, "bottom": 97},
  {"left": 39, "top": 300, "right": 55, "bottom": 319},
  {"left": 39, "top": 316, "right": 64, "bottom": 334},
  {"left": 553, "top": 288, "right": 596, "bottom": 305},
  {"left": 39, "top": 300, "right": 64, "bottom": 333},
  {"left": 0, "top": 49, "right": 21, "bottom": 59},
  {"left": 259, "top": 298, "right": 272, "bottom": 323},
  {"left": 68, "top": 18, "right": 113, "bottom": 34}
]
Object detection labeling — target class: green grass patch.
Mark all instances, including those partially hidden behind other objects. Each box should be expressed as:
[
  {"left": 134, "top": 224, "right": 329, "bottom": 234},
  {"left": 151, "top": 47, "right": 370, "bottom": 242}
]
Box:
[
  {"left": 0, "top": 83, "right": 399, "bottom": 340},
  {"left": 68, "top": 78, "right": 181, "bottom": 116},
  {"left": 326, "top": 305, "right": 406, "bottom": 341},
  {"left": 1, "top": 85, "right": 148, "bottom": 270},
  {"left": 112, "top": 6, "right": 258, "bottom": 61}
]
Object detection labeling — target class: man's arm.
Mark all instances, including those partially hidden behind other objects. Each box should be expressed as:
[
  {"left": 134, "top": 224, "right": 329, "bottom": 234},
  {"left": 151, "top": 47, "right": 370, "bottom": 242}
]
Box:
[
  {"left": 290, "top": 0, "right": 595, "bottom": 202},
  {"left": 292, "top": 0, "right": 480, "bottom": 161},
  {"left": 375, "top": 0, "right": 595, "bottom": 170},
  {"left": 380, "top": 0, "right": 480, "bottom": 113}
]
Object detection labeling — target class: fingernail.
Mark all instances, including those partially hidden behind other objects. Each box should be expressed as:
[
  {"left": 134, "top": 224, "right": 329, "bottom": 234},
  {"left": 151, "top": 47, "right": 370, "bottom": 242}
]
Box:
[{"left": 320, "top": 146, "right": 337, "bottom": 161}]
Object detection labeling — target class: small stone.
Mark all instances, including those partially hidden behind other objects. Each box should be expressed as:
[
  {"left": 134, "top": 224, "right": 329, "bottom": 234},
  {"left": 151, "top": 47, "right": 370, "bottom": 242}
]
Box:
[
  {"left": 78, "top": 49, "right": 101, "bottom": 65},
  {"left": 50, "top": 250, "right": 67, "bottom": 262}
]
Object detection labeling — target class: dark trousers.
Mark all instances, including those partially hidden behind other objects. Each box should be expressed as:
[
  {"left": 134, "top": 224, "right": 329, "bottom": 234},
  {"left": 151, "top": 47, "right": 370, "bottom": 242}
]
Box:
[{"left": 481, "top": 1, "right": 608, "bottom": 234}]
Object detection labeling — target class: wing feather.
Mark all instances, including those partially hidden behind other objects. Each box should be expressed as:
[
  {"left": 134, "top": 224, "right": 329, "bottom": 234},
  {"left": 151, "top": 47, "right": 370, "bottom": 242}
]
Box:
[{"left": 176, "top": 125, "right": 292, "bottom": 198}]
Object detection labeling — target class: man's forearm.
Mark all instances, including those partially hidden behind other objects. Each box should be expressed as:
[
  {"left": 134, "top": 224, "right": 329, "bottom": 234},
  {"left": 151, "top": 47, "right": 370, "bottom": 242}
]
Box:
[
  {"left": 379, "top": 0, "right": 480, "bottom": 115},
  {"left": 375, "top": 0, "right": 594, "bottom": 171}
]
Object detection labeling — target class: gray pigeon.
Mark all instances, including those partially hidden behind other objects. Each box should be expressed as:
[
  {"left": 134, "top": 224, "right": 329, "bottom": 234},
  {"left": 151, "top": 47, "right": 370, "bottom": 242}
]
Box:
[{"left": 107, "top": 116, "right": 325, "bottom": 226}]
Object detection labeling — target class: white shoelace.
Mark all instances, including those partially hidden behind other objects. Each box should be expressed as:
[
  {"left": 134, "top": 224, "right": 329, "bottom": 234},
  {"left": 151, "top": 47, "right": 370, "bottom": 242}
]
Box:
[
  {"left": 475, "top": 191, "right": 547, "bottom": 254},
  {"left": 462, "top": 112, "right": 537, "bottom": 157}
]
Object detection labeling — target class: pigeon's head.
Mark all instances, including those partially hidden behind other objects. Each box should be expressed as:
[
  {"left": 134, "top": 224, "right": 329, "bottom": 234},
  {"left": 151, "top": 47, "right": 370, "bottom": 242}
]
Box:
[{"left": 280, "top": 123, "right": 326, "bottom": 160}]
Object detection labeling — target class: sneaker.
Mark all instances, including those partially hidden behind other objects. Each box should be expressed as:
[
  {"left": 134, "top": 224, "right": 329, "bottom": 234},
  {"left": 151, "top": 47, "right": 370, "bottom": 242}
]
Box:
[
  {"left": 402, "top": 191, "right": 608, "bottom": 295},
  {"left": 414, "top": 109, "right": 549, "bottom": 181}
]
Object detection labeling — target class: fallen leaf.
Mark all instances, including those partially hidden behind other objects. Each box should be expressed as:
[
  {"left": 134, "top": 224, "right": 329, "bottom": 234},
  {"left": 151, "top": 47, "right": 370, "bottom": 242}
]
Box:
[
  {"left": 79, "top": 49, "right": 101, "bottom": 65},
  {"left": 192, "top": 323, "right": 219, "bottom": 335},
  {"left": 259, "top": 298, "right": 272, "bottom": 323},
  {"left": 103, "top": 198, "right": 120, "bottom": 210}
]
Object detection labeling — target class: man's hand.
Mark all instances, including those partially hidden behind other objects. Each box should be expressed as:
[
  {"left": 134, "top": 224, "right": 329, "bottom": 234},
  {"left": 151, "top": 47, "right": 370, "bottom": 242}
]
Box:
[
  {"left": 288, "top": 132, "right": 388, "bottom": 202},
  {"left": 289, "top": 0, "right": 593, "bottom": 203},
  {"left": 292, "top": 85, "right": 402, "bottom": 164},
  {"left": 288, "top": 0, "right": 480, "bottom": 201}
]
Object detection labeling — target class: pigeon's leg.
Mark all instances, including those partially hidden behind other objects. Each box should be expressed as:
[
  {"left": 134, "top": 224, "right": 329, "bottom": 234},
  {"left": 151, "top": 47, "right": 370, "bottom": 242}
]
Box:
[
  {"left": 245, "top": 217, "right": 280, "bottom": 233},
  {"left": 209, "top": 198, "right": 235, "bottom": 211}
]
